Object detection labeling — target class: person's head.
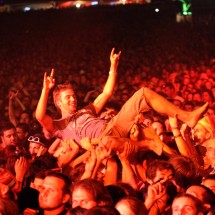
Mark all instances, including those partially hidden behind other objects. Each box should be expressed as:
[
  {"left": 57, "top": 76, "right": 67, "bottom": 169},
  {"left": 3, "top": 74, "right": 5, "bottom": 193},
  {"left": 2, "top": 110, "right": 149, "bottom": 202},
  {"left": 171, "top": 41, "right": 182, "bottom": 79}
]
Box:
[
  {"left": 29, "top": 154, "right": 58, "bottom": 182},
  {"left": 16, "top": 123, "right": 29, "bottom": 142},
  {"left": 115, "top": 196, "right": 147, "bottom": 215},
  {"left": 164, "top": 83, "right": 175, "bottom": 98},
  {"left": 105, "top": 185, "right": 127, "bottom": 206},
  {"left": 70, "top": 206, "right": 87, "bottom": 215},
  {"left": 202, "top": 175, "right": 215, "bottom": 194},
  {"left": 71, "top": 179, "right": 112, "bottom": 209},
  {"left": 0, "top": 122, "right": 18, "bottom": 148},
  {"left": 151, "top": 121, "right": 166, "bottom": 137},
  {"left": 146, "top": 160, "right": 174, "bottom": 184},
  {"left": 168, "top": 155, "right": 197, "bottom": 192},
  {"left": 19, "top": 111, "right": 32, "bottom": 125},
  {"left": 202, "top": 89, "right": 214, "bottom": 104},
  {"left": 193, "top": 116, "right": 213, "bottom": 145},
  {"left": 39, "top": 171, "right": 71, "bottom": 213},
  {"left": 186, "top": 185, "right": 215, "bottom": 212},
  {"left": 0, "top": 198, "right": 20, "bottom": 215},
  {"left": 85, "top": 205, "right": 120, "bottom": 215},
  {"left": 30, "top": 170, "right": 47, "bottom": 192},
  {"left": 28, "top": 133, "right": 47, "bottom": 159},
  {"left": 172, "top": 193, "right": 204, "bottom": 215},
  {"left": 203, "top": 138, "right": 215, "bottom": 167},
  {"left": 53, "top": 83, "right": 77, "bottom": 115}
]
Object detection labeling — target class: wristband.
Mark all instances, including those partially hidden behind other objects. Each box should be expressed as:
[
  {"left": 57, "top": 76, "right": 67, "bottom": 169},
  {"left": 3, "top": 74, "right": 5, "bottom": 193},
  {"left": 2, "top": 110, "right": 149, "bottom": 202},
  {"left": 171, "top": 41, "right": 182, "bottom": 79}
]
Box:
[{"left": 109, "top": 71, "right": 117, "bottom": 75}]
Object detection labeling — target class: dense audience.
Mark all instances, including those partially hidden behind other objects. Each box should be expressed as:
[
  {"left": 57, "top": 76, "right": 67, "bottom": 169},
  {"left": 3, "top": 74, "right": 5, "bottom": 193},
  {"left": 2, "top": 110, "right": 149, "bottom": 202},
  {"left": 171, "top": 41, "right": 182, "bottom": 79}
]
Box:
[{"left": 0, "top": 4, "right": 215, "bottom": 215}]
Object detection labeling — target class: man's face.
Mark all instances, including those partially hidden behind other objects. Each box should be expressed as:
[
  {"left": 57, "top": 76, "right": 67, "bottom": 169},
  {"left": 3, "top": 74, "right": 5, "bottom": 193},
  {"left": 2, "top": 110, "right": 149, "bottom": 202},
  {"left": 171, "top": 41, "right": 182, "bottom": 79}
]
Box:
[
  {"left": 29, "top": 142, "right": 41, "bottom": 157},
  {"left": 72, "top": 187, "right": 97, "bottom": 209},
  {"left": 204, "top": 139, "right": 215, "bottom": 167},
  {"left": 152, "top": 169, "right": 174, "bottom": 184},
  {"left": 58, "top": 89, "right": 77, "bottom": 115},
  {"left": 193, "top": 124, "right": 210, "bottom": 145},
  {"left": 172, "top": 196, "right": 200, "bottom": 215},
  {"left": 202, "top": 178, "right": 215, "bottom": 194},
  {"left": 39, "top": 176, "right": 68, "bottom": 210},
  {"left": 1, "top": 128, "right": 18, "bottom": 146},
  {"left": 20, "top": 113, "right": 31, "bottom": 124},
  {"left": 16, "top": 127, "right": 27, "bottom": 141}
]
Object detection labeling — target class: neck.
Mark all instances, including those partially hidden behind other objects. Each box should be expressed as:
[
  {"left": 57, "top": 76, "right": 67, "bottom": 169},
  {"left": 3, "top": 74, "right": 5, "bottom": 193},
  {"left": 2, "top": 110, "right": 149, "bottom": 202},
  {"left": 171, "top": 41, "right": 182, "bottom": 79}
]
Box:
[{"left": 61, "top": 111, "right": 75, "bottom": 118}]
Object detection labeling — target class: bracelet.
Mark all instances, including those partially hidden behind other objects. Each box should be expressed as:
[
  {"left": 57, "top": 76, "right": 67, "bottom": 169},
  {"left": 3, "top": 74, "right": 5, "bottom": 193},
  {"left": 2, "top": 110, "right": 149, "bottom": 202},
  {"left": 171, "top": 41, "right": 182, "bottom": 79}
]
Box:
[
  {"left": 171, "top": 127, "right": 179, "bottom": 130},
  {"left": 109, "top": 71, "right": 117, "bottom": 75},
  {"left": 174, "top": 134, "right": 182, "bottom": 138}
]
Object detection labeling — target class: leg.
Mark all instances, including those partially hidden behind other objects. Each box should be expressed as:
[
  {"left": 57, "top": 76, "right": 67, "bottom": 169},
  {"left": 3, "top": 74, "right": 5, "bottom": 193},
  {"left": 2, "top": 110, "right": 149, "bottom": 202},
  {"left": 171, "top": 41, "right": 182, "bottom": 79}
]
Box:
[
  {"left": 143, "top": 88, "right": 208, "bottom": 128},
  {"left": 102, "top": 87, "right": 208, "bottom": 140},
  {"left": 100, "top": 136, "right": 163, "bottom": 156}
]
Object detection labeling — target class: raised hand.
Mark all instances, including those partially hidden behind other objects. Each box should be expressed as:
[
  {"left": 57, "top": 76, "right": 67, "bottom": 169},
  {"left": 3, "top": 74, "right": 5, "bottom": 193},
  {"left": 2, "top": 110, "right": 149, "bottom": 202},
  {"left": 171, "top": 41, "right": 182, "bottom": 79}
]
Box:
[
  {"left": 117, "top": 141, "right": 138, "bottom": 163},
  {"left": 110, "top": 48, "right": 121, "bottom": 70},
  {"left": 145, "top": 181, "right": 167, "bottom": 210},
  {"left": 36, "top": 145, "right": 47, "bottom": 157},
  {"left": 14, "top": 156, "right": 28, "bottom": 182},
  {"left": 95, "top": 144, "right": 112, "bottom": 162},
  {"left": 43, "top": 68, "right": 55, "bottom": 90}
]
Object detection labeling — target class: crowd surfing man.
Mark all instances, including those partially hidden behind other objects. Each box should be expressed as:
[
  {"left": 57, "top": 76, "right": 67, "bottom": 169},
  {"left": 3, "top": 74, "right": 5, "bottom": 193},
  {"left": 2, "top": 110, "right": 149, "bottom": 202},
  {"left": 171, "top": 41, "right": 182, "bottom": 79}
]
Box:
[{"left": 36, "top": 48, "right": 208, "bottom": 155}]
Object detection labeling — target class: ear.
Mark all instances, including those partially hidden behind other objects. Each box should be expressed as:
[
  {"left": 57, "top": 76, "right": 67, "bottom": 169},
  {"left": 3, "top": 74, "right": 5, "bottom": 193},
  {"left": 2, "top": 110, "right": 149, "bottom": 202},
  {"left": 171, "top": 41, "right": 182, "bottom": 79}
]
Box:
[
  {"left": 24, "top": 132, "right": 29, "bottom": 138},
  {"left": 203, "top": 203, "right": 211, "bottom": 212},
  {"left": 62, "top": 194, "right": 71, "bottom": 204}
]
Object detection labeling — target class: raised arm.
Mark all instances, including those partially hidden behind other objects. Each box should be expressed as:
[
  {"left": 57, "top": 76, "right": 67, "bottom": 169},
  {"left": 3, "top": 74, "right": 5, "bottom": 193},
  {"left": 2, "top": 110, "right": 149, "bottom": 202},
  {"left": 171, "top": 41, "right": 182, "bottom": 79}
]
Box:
[
  {"left": 35, "top": 69, "right": 56, "bottom": 133},
  {"left": 93, "top": 48, "right": 121, "bottom": 114}
]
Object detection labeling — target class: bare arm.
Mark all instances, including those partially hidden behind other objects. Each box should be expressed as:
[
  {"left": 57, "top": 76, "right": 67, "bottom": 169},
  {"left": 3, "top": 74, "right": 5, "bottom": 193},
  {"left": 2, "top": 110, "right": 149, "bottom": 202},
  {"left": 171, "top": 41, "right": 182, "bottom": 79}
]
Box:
[
  {"left": 93, "top": 48, "right": 121, "bottom": 114},
  {"left": 48, "top": 138, "right": 62, "bottom": 155},
  {"left": 35, "top": 69, "right": 56, "bottom": 133},
  {"left": 57, "top": 140, "right": 79, "bottom": 168},
  {"left": 8, "top": 92, "right": 18, "bottom": 127},
  {"left": 117, "top": 141, "right": 139, "bottom": 190}
]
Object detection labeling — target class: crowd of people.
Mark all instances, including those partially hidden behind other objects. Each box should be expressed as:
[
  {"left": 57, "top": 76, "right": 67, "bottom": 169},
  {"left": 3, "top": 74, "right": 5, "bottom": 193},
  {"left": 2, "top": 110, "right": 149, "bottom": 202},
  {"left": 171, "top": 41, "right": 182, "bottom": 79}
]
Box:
[{"left": 0, "top": 5, "right": 215, "bottom": 215}]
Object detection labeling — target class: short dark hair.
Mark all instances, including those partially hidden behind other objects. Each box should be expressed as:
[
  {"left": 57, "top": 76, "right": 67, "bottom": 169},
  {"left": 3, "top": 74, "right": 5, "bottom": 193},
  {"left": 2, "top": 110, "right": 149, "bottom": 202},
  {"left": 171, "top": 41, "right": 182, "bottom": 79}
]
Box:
[
  {"left": 0, "top": 122, "right": 15, "bottom": 136},
  {"left": 53, "top": 83, "right": 74, "bottom": 112},
  {"left": 45, "top": 171, "right": 72, "bottom": 195},
  {"left": 16, "top": 123, "right": 29, "bottom": 133},
  {"left": 146, "top": 160, "right": 174, "bottom": 182},
  {"left": 169, "top": 155, "right": 197, "bottom": 189},
  {"left": 84, "top": 206, "right": 120, "bottom": 215}
]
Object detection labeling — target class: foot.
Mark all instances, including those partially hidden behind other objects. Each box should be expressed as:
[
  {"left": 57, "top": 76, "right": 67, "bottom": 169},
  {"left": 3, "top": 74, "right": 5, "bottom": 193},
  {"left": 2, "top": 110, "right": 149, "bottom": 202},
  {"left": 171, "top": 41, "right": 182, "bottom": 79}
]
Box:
[{"left": 185, "top": 102, "right": 209, "bottom": 128}]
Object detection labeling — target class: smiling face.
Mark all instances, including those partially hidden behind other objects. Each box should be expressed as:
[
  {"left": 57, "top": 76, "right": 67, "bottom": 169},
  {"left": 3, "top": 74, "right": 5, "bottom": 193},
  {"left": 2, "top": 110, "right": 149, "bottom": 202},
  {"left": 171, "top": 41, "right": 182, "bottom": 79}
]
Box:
[
  {"left": 172, "top": 196, "right": 200, "bottom": 215},
  {"left": 58, "top": 89, "right": 77, "bottom": 116},
  {"left": 203, "top": 138, "right": 215, "bottom": 167}
]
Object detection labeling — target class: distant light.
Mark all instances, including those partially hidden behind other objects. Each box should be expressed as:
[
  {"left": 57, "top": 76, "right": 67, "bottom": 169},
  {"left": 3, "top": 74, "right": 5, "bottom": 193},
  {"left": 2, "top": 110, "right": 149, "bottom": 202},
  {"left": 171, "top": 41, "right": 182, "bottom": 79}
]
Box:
[
  {"left": 76, "top": 3, "right": 81, "bottom": 8},
  {"left": 24, "top": 7, "right": 31, "bottom": 12},
  {"left": 155, "top": 8, "right": 159, "bottom": 12},
  {"left": 91, "top": 1, "right": 98, "bottom": 6}
]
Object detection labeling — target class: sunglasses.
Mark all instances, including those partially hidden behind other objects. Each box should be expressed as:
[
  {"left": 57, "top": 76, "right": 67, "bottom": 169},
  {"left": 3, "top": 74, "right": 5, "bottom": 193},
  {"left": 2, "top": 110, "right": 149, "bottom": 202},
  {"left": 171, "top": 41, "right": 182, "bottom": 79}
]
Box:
[
  {"left": 28, "top": 136, "right": 45, "bottom": 146},
  {"left": 28, "top": 136, "right": 40, "bottom": 143}
]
